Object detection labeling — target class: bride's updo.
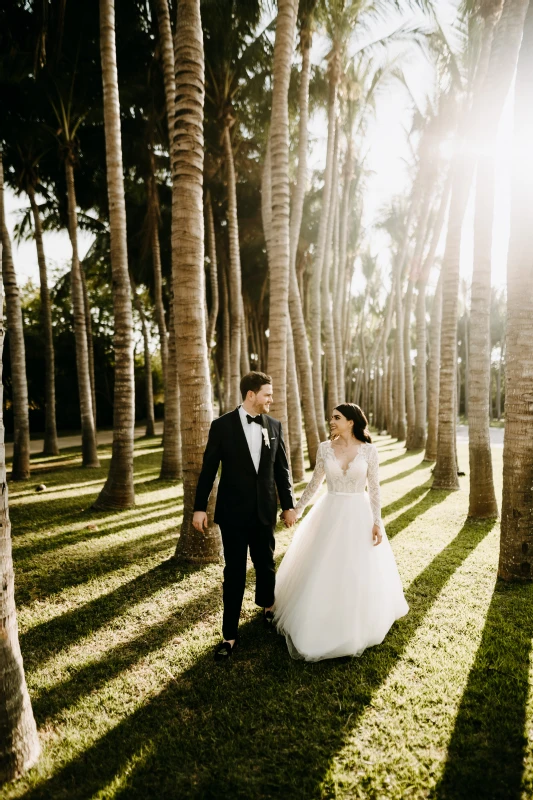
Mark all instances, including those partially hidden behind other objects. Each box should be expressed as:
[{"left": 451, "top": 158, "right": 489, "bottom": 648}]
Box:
[{"left": 334, "top": 403, "right": 372, "bottom": 444}]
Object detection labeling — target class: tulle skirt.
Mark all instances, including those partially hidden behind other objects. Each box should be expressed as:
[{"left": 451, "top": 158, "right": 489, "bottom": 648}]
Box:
[{"left": 274, "top": 491, "right": 409, "bottom": 662}]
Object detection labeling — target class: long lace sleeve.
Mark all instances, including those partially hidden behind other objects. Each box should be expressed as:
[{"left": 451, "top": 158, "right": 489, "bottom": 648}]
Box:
[
  {"left": 294, "top": 443, "right": 326, "bottom": 518},
  {"left": 366, "top": 444, "right": 382, "bottom": 526}
]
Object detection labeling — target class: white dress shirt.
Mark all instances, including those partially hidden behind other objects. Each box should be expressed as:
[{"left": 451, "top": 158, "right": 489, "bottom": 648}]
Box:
[{"left": 239, "top": 404, "right": 263, "bottom": 472}]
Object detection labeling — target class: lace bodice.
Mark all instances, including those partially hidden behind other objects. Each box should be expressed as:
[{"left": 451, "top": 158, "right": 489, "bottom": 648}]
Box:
[{"left": 294, "top": 441, "right": 382, "bottom": 525}]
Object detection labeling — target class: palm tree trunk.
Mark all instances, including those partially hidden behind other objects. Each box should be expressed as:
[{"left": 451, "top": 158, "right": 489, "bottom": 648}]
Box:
[
  {"left": 393, "top": 257, "right": 406, "bottom": 441},
  {"left": 154, "top": 0, "right": 175, "bottom": 145},
  {"left": 403, "top": 280, "right": 415, "bottom": 444},
  {"left": 130, "top": 277, "right": 156, "bottom": 437},
  {"left": 287, "top": 318, "right": 305, "bottom": 481},
  {"left": 80, "top": 263, "right": 97, "bottom": 431},
  {"left": 65, "top": 159, "right": 100, "bottom": 469},
  {"left": 468, "top": 0, "right": 528, "bottom": 519},
  {"left": 223, "top": 124, "right": 243, "bottom": 407},
  {"left": 433, "top": 0, "right": 502, "bottom": 489},
  {"left": 172, "top": 0, "right": 220, "bottom": 563},
  {"left": 266, "top": 0, "right": 298, "bottom": 445},
  {"left": 0, "top": 276, "right": 40, "bottom": 783},
  {"left": 322, "top": 135, "right": 339, "bottom": 417},
  {"left": 0, "top": 156, "right": 31, "bottom": 481},
  {"left": 221, "top": 265, "right": 231, "bottom": 413},
  {"left": 335, "top": 142, "right": 353, "bottom": 402},
  {"left": 286, "top": 22, "right": 321, "bottom": 465},
  {"left": 309, "top": 69, "right": 338, "bottom": 441},
  {"left": 94, "top": 0, "right": 135, "bottom": 508},
  {"left": 160, "top": 296, "right": 182, "bottom": 479},
  {"left": 148, "top": 152, "right": 168, "bottom": 384},
  {"left": 499, "top": 1, "right": 533, "bottom": 581},
  {"left": 27, "top": 186, "right": 59, "bottom": 456},
  {"left": 424, "top": 272, "right": 443, "bottom": 461},
  {"left": 205, "top": 192, "right": 219, "bottom": 358},
  {"left": 413, "top": 178, "right": 451, "bottom": 450}
]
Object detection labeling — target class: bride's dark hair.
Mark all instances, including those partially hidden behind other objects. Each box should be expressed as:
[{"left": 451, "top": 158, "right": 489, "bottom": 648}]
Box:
[{"left": 334, "top": 403, "right": 372, "bottom": 443}]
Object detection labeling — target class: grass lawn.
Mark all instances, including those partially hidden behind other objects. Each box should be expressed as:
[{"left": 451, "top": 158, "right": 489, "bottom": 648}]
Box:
[{"left": 2, "top": 435, "right": 533, "bottom": 799}]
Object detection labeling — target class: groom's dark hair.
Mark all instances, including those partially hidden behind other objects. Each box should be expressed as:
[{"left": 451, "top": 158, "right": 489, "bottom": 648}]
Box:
[{"left": 240, "top": 371, "right": 272, "bottom": 400}]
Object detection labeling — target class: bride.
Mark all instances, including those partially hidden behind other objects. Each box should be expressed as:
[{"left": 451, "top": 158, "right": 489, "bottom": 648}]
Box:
[{"left": 274, "top": 403, "right": 408, "bottom": 662}]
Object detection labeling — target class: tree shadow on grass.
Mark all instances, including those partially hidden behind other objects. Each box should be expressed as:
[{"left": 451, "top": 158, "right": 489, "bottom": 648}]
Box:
[
  {"left": 381, "top": 461, "right": 429, "bottom": 485},
  {"left": 434, "top": 580, "right": 533, "bottom": 800},
  {"left": 18, "top": 520, "right": 495, "bottom": 800},
  {"left": 380, "top": 450, "right": 423, "bottom": 467},
  {"left": 20, "top": 561, "right": 208, "bottom": 671},
  {"left": 15, "top": 526, "right": 179, "bottom": 608},
  {"left": 13, "top": 498, "right": 183, "bottom": 561},
  {"left": 386, "top": 488, "right": 449, "bottom": 539}
]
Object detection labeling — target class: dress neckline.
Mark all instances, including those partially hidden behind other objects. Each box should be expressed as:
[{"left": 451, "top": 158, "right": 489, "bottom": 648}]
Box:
[{"left": 329, "top": 440, "right": 365, "bottom": 475}]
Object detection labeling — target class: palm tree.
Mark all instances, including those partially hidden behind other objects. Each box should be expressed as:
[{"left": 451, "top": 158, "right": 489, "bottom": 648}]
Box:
[
  {"left": 0, "top": 271, "right": 40, "bottom": 784},
  {"left": 8, "top": 140, "right": 60, "bottom": 457},
  {"left": 173, "top": 0, "right": 220, "bottom": 563},
  {"left": 65, "top": 155, "right": 100, "bottom": 469},
  {"left": 267, "top": 0, "right": 299, "bottom": 442},
  {"left": 0, "top": 152, "right": 31, "bottom": 480},
  {"left": 499, "top": 0, "right": 533, "bottom": 581},
  {"left": 288, "top": 1, "right": 321, "bottom": 465},
  {"left": 94, "top": 0, "right": 135, "bottom": 509},
  {"left": 130, "top": 276, "right": 156, "bottom": 437},
  {"left": 468, "top": 0, "right": 529, "bottom": 519},
  {"left": 432, "top": 0, "right": 503, "bottom": 490},
  {"left": 205, "top": 191, "right": 219, "bottom": 360},
  {"left": 413, "top": 175, "right": 450, "bottom": 451}
]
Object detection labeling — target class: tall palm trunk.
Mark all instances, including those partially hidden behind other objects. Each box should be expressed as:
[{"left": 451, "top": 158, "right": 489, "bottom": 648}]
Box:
[
  {"left": 433, "top": 1, "right": 502, "bottom": 490},
  {"left": 154, "top": 0, "right": 180, "bottom": 470},
  {"left": 468, "top": 0, "right": 528, "bottom": 518},
  {"left": 287, "top": 319, "right": 305, "bottom": 481},
  {"left": 205, "top": 192, "right": 219, "bottom": 359},
  {"left": 27, "top": 186, "right": 59, "bottom": 456},
  {"left": 413, "top": 179, "right": 451, "bottom": 450},
  {"left": 266, "top": 0, "right": 299, "bottom": 443},
  {"left": 223, "top": 124, "right": 244, "bottom": 407},
  {"left": 130, "top": 277, "right": 156, "bottom": 437},
  {"left": 221, "top": 265, "right": 231, "bottom": 413},
  {"left": 424, "top": 272, "right": 443, "bottom": 461},
  {"left": 287, "top": 20, "right": 320, "bottom": 465},
  {"left": 160, "top": 297, "right": 182, "bottom": 479},
  {"left": 322, "top": 138, "right": 340, "bottom": 417},
  {"left": 309, "top": 64, "right": 339, "bottom": 441},
  {"left": 499, "top": 1, "right": 533, "bottom": 581},
  {"left": 94, "top": 0, "right": 135, "bottom": 509},
  {"left": 393, "top": 256, "right": 406, "bottom": 440},
  {"left": 0, "top": 155, "right": 30, "bottom": 480},
  {"left": 0, "top": 275, "right": 40, "bottom": 783},
  {"left": 173, "top": 0, "right": 220, "bottom": 563},
  {"left": 148, "top": 151, "right": 168, "bottom": 384},
  {"left": 65, "top": 159, "right": 100, "bottom": 469},
  {"left": 335, "top": 141, "right": 353, "bottom": 402},
  {"left": 80, "top": 264, "right": 97, "bottom": 431}
]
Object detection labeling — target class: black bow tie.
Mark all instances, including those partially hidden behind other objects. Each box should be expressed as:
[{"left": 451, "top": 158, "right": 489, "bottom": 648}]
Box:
[{"left": 246, "top": 414, "right": 262, "bottom": 425}]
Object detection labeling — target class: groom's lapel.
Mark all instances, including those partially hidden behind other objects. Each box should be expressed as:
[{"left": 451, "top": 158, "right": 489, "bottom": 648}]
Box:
[
  {"left": 259, "top": 414, "right": 272, "bottom": 472},
  {"left": 230, "top": 408, "right": 257, "bottom": 475}
]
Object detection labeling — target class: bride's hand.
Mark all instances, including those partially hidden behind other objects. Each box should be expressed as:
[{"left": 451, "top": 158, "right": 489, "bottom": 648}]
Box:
[{"left": 372, "top": 524, "right": 382, "bottom": 546}]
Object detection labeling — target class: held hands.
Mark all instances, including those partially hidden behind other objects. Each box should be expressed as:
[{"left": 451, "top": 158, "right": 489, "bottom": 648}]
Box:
[
  {"left": 192, "top": 511, "right": 208, "bottom": 532},
  {"left": 372, "top": 523, "right": 382, "bottom": 547},
  {"left": 281, "top": 509, "right": 297, "bottom": 528}
]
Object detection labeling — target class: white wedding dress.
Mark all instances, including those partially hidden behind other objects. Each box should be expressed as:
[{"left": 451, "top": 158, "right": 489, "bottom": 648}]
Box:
[{"left": 274, "top": 440, "right": 409, "bottom": 661}]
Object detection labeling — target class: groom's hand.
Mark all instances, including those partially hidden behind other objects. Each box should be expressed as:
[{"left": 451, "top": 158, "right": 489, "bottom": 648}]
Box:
[
  {"left": 193, "top": 511, "right": 208, "bottom": 532},
  {"left": 281, "top": 509, "right": 297, "bottom": 528}
]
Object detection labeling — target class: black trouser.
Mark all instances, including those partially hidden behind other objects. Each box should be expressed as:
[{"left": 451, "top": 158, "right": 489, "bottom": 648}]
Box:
[{"left": 219, "top": 516, "right": 276, "bottom": 641}]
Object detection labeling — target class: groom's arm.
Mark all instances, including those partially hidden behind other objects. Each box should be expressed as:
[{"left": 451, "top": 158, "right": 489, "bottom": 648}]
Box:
[
  {"left": 194, "top": 419, "right": 222, "bottom": 513},
  {"left": 273, "top": 423, "right": 295, "bottom": 511}
]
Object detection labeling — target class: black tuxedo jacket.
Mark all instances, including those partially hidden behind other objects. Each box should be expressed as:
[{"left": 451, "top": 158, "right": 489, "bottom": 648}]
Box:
[{"left": 193, "top": 408, "right": 295, "bottom": 527}]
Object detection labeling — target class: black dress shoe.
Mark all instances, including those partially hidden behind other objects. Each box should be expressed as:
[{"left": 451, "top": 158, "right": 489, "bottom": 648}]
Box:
[
  {"left": 214, "top": 638, "right": 238, "bottom": 662},
  {"left": 263, "top": 609, "right": 275, "bottom": 629}
]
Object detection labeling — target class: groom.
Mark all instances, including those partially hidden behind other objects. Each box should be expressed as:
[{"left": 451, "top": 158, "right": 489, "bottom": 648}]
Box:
[{"left": 193, "top": 371, "right": 297, "bottom": 661}]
